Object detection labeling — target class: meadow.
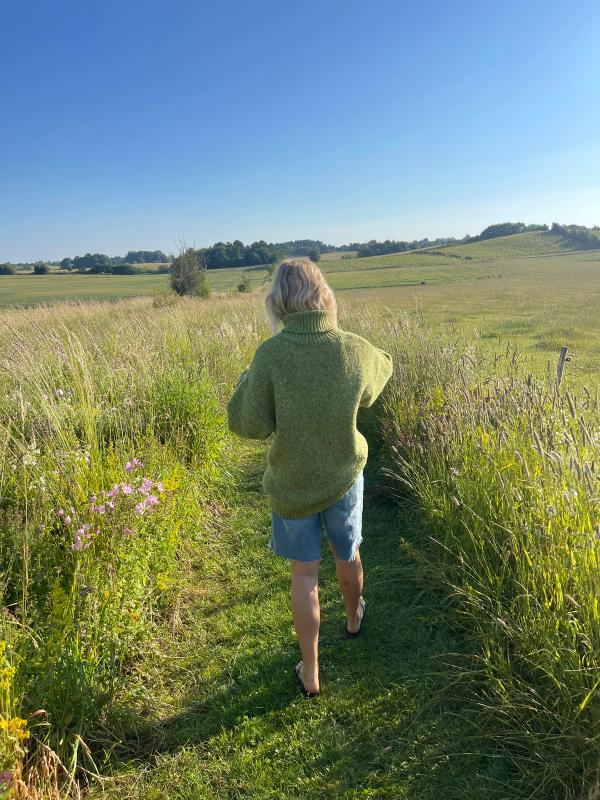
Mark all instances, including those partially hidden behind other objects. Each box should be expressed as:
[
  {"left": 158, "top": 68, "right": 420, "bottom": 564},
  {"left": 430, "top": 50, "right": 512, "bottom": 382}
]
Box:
[{"left": 0, "top": 243, "right": 599, "bottom": 799}]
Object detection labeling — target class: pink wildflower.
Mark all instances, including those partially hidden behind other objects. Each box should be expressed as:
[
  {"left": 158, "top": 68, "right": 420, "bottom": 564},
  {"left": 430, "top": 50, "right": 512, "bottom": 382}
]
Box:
[
  {"left": 120, "top": 482, "right": 133, "bottom": 495},
  {"left": 0, "top": 770, "right": 14, "bottom": 788},
  {"left": 156, "top": 482, "right": 164, "bottom": 493},
  {"left": 134, "top": 502, "right": 145, "bottom": 516},
  {"left": 64, "top": 515, "right": 72, "bottom": 525},
  {"left": 144, "top": 494, "right": 159, "bottom": 508},
  {"left": 108, "top": 484, "right": 120, "bottom": 498},
  {"left": 140, "top": 477, "right": 153, "bottom": 494},
  {"left": 95, "top": 504, "right": 106, "bottom": 515},
  {"left": 125, "top": 457, "right": 143, "bottom": 473},
  {"left": 58, "top": 508, "right": 65, "bottom": 517},
  {"left": 72, "top": 530, "right": 84, "bottom": 551},
  {"left": 90, "top": 495, "right": 97, "bottom": 503},
  {"left": 123, "top": 527, "right": 133, "bottom": 536}
]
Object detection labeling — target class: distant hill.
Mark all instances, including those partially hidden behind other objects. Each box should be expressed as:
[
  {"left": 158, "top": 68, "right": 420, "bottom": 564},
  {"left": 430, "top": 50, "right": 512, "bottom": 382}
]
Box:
[
  {"left": 437, "top": 230, "right": 570, "bottom": 259},
  {"left": 320, "top": 229, "right": 599, "bottom": 274},
  {"left": 438, "top": 227, "right": 599, "bottom": 259}
]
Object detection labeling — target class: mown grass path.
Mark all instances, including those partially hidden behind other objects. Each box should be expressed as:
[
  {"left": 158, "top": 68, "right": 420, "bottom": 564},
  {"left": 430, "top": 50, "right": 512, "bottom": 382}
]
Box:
[{"left": 90, "top": 443, "right": 510, "bottom": 800}]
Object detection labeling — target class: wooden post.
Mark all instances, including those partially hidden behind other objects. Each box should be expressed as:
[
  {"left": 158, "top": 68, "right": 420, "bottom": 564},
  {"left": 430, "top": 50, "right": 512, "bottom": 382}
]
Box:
[{"left": 557, "top": 346, "right": 569, "bottom": 385}]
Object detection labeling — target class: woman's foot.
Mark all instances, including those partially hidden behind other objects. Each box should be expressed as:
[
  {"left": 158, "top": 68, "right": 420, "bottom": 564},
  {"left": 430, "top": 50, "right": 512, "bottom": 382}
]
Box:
[
  {"left": 346, "top": 596, "right": 366, "bottom": 637},
  {"left": 295, "top": 660, "right": 320, "bottom": 697}
]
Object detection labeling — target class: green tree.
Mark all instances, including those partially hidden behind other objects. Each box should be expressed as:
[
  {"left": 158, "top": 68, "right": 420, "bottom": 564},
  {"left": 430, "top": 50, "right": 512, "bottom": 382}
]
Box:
[
  {"left": 308, "top": 248, "right": 321, "bottom": 262},
  {"left": 33, "top": 262, "right": 49, "bottom": 274},
  {"left": 170, "top": 248, "right": 206, "bottom": 296},
  {"left": 60, "top": 257, "right": 73, "bottom": 270},
  {"left": 0, "top": 263, "right": 15, "bottom": 275}
]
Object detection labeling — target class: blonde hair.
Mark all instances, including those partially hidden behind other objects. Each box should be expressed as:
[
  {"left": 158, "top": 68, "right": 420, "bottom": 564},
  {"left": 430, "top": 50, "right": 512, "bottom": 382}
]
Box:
[{"left": 265, "top": 257, "right": 337, "bottom": 331}]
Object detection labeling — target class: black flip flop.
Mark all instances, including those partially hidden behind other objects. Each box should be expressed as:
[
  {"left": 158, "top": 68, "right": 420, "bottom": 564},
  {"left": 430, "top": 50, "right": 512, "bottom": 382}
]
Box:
[
  {"left": 295, "top": 661, "right": 320, "bottom": 698},
  {"left": 346, "top": 597, "right": 367, "bottom": 638}
]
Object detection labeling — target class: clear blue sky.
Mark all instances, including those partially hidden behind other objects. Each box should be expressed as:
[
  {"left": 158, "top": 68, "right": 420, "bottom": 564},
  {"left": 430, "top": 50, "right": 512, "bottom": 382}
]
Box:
[{"left": 1, "top": 0, "right": 599, "bottom": 262}]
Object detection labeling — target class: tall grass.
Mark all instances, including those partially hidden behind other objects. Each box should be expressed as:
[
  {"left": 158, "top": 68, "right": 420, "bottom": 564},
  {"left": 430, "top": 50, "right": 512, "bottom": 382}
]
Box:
[
  {"left": 2, "top": 292, "right": 599, "bottom": 799},
  {"left": 0, "top": 296, "right": 267, "bottom": 797},
  {"left": 350, "top": 305, "right": 600, "bottom": 799}
]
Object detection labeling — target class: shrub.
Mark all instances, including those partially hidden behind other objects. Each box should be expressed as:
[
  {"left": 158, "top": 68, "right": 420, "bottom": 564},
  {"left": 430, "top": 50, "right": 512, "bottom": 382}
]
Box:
[
  {"left": 238, "top": 274, "right": 251, "bottom": 293},
  {"left": 170, "top": 248, "right": 206, "bottom": 296},
  {"left": 110, "top": 264, "right": 136, "bottom": 275},
  {"left": 198, "top": 277, "right": 212, "bottom": 298},
  {"left": 152, "top": 289, "right": 179, "bottom": 309}
]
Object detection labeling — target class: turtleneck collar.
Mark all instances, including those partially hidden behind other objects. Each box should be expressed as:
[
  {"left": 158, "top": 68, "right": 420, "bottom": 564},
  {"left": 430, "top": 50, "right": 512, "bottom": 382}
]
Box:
[{"left": 282, "top": 309, "right": 337, "bottom": 334}]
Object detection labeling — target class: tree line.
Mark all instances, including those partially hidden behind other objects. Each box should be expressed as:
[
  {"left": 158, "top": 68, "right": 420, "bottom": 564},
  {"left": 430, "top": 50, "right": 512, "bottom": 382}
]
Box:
[
  {"left": 550, "top": 223, "right": 600, "bottom": 250},
  {"left": 354, "top": 223, "right": 553, "bottom": 257},
  {"left": 2, "top": 224, "right": 599, "bottom": 276}
]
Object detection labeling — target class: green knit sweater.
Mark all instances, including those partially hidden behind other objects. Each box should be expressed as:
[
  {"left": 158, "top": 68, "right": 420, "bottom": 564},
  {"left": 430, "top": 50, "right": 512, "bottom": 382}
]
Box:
[{"left": 227, "top": 309, "right": 393, "bottom": 519}]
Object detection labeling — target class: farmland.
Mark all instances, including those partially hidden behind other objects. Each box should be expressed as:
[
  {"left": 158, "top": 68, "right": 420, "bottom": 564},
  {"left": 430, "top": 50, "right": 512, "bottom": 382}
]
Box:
[
  {"left": 2, "top": 244, "right": 599, "bottom": 381},
  {"left": 1, "top": 234, "right": 600, "bottom": 799}
]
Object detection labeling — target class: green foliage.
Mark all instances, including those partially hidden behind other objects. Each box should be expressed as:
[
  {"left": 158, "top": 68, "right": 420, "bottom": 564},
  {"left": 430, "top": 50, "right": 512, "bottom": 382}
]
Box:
[
  {"left": 197, "top": 276, "right": 211, "bottom": 298},
  {"left": 551, "top": 222, "right": 600, "bottom": 250},
  {"left": 73, "top": 252, "right": 114, "bottom": 272},
  {"left": 307, "top": 247, "right": 320, "bottom": 262},
  {"left": 107, "top": 263, "right": 135, "bottom": 275},
  {"left": 151, "top": 288, "right": 179, "bottom": 308},
  {"left": 478, "top": 221, "right": 548, "bottom": 240},
  {"left": 33, "top": 262, "right": 48, "bottom": 274},
  {"left": 0, "top": 296, "right": 267, "bottom": 791},
  {"left": 356, "top": 236, "right": 458, "bottom": 257},
  {"left": 237, "top": 273, "right": 251, "bottom": 293},
  {"left": 169, "top": 248, "right": 206, "bottom": 296},
  {"left": 0, "top": 264, "right": 15, "bottom": 275},
  {"left": 123, "top": 250, "right": 169, "bottom": 264},
  {"left": 201, "top": 240, "right": 285, "bottom": 269},
  {"left": 354, "top": 311, "right": 600, "bottom": 799}
]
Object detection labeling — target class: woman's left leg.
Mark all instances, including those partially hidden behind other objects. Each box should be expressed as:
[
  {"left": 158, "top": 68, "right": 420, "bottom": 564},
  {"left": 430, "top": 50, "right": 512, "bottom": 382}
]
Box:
[{"left": 290, "top": 559, "right": 320, "bottom": 693}]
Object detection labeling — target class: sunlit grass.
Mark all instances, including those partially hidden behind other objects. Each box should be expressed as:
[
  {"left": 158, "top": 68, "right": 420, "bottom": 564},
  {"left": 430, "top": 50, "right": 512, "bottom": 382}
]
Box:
[{"left": 1, "top": 288, "right": 599, "bottom": 799}]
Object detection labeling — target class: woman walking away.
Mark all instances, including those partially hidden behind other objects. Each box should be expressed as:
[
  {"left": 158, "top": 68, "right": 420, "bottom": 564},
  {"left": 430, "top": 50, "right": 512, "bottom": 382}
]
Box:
[{"left": 227, "top": 258, "right": 392, "bottom": 698}]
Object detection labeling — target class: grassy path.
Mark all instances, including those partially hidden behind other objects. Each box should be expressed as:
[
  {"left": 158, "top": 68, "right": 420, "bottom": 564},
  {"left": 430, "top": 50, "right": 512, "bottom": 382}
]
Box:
[{"left": 90, "top": 445, "right": 510, "bottom": 800}]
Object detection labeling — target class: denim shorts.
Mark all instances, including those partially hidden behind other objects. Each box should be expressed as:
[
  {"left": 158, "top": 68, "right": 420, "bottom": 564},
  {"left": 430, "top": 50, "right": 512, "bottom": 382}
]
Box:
[{"left": 270, "top": 472, "right": 364, "bottom": 562}]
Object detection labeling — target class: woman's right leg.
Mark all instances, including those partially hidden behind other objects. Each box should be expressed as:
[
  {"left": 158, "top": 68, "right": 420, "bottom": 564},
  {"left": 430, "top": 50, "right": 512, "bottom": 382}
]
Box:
[
  {"left": 329, "top": 544, "right": 364, "bottom": 633},
  {"left": 323, "top": 472, "right": 365, "bottom": 634}
]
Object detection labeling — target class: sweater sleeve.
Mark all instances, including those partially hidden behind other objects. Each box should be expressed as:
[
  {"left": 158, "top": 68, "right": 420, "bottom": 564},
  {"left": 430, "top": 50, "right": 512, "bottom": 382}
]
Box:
[
  {"left": 227, "top": 347, "right": 275, "bottom": 440},
  {"left": 360, "top": 345, "right": 393, "bottom": 408}
]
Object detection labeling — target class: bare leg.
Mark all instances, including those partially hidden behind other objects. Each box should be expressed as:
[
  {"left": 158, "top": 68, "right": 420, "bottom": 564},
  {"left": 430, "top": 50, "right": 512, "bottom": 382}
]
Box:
[
  {"left": 290, "top": 559, "right": 320, "bottom": 693},
  {"left": 329, "top": 543, "right": 364, "bottom": 634}
]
